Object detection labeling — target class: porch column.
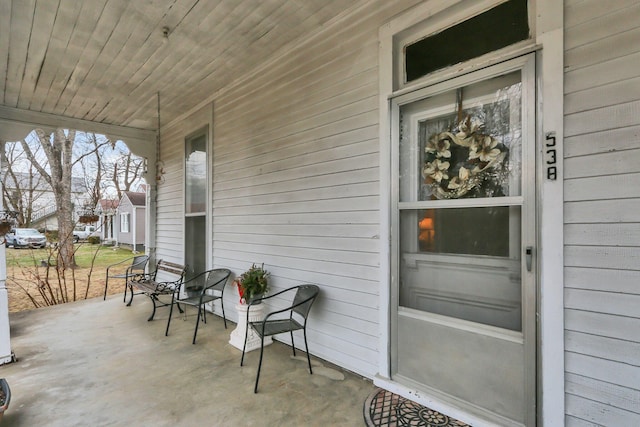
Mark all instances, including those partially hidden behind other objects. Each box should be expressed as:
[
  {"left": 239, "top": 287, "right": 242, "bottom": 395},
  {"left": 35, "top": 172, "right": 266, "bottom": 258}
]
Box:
[
  {"left": 0, "top": 142, "right": 13, "bottom": 364},
  {"left": 0, "top": 238, "right": 12, "bottom": 364},
  {"left": 0, "top": 120, "right": 50, "bottom": 365}
]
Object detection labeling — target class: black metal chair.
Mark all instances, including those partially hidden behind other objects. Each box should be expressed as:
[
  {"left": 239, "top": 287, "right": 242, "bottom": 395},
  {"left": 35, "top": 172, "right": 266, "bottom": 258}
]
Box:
[
  {"left": 240, "top": 284, "right": 320, "bottom": 393},
  {"left": 165, "top": 268, "right": 231, "bottom": 344},
  {"left": 103, "top": 255, "right": 149, "bottom": 301}
]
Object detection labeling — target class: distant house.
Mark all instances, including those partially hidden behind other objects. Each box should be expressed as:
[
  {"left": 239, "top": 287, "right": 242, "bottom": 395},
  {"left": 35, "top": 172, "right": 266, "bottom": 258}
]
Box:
[
  {"left": 117, "top": 191, "right": 146, "bottom": 252},
  {"left": 95, "top": 199, "right": 119, "bottom": 242},
  {"left": 2, "top": 171, "right": 89, "bottom": 230}
]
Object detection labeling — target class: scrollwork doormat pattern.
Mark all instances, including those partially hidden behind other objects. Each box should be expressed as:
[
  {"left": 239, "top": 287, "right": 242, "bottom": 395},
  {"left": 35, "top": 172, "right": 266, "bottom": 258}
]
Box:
[{"left": 363, "top": 388, "right": 471, "bottom": 427}]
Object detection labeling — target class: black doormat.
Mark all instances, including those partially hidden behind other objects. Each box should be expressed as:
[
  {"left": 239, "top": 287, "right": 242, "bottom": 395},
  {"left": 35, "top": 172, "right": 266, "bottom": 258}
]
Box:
[{"left": 363, "top": 388, "right": 471, "bottom": 427}]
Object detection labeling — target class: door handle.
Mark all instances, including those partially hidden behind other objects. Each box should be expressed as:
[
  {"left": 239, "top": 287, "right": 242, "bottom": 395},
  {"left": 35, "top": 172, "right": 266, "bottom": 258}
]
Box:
[{"left": 525, "top": 246, "right": 534, "bottom": 272}]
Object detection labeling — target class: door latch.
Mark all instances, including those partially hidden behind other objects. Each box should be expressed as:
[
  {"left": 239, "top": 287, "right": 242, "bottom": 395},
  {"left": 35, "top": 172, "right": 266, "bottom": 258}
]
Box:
[{"left": 525, "top": 246, "right": 534, "bottom": 272}]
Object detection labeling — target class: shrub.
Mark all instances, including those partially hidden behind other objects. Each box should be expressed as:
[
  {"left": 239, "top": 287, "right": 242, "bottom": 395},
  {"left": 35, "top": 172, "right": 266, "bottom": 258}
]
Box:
[{"left": 87, "top": 236, "right": 101, "bottom": 245}]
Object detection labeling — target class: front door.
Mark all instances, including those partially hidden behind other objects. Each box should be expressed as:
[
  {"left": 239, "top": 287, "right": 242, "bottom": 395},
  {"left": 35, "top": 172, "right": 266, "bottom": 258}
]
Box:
[{"left": 391, "top": 55, "right": 536, "bottom": 426}]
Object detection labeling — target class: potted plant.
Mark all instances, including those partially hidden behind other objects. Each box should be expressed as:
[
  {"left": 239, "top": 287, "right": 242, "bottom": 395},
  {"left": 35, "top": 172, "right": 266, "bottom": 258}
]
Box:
[
  {"left": 233, "top": 263, "right": 269, "bottom": 304},
  {"left": 78, "top": 206, "right": 99, "bottom": 224},
  {"left": 0, "top": 211, "right": 17, "bottom": 236},
  {"left": 78, "top": 214, "right": 99, "bottom": 224}
]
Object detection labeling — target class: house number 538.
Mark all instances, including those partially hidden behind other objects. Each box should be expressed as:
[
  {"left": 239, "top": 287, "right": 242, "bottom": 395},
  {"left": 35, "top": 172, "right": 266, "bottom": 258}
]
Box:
[{"left": 545, "top": 132, "right": 557, "bottom": 181}]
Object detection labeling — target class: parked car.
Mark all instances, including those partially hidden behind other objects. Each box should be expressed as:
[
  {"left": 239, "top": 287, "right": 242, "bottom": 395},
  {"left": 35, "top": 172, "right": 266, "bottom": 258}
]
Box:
[
  {"left": 5, "top": 228, "right": 47, "bottom": 249},
  {"left": 73, "top": 225, "right": 100, "bottom": 243}
]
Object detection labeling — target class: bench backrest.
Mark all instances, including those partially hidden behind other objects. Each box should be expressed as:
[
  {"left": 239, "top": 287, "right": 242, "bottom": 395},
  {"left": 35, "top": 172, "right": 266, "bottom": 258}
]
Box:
[{"left": 153, "top": 260, "right": 188, "bottom": 283}]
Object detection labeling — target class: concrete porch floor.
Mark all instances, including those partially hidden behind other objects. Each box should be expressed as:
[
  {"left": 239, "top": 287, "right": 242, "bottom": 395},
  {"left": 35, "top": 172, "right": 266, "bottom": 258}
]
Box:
[{"left": 0, "top": 295, "right": 374, "bottom": 426}]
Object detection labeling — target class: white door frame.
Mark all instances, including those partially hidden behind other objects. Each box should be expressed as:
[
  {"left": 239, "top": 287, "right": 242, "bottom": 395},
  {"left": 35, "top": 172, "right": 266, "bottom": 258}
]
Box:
[{"left": 376, "top": 1, "right": 564, "bottom": 425}]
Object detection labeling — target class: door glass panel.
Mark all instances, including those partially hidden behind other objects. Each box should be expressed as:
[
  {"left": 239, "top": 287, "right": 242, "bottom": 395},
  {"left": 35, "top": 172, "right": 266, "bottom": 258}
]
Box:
[
  {"left": 397, "top": 70, "right": 524, "bottom": 332},
  {"left": 399, "top": 71, "right": 522, "bottom": 202},
  {"left": 399, "top": 207, "right": 522, "bottom": 331},
  {"left": 416, "top": 207, "right": 513, "bottom": 256}
]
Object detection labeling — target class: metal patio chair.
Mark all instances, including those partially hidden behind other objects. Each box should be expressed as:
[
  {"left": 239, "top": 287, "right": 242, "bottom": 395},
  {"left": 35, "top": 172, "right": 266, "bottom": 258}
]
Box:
[
  {"left": 240, "top": 284, "right": 320, "bottom": 393},
  {"left": 165, "top": 268, "right": 231, "bottom": 344},
  {"left": 103, "top": 255, "right": 149, "bottom": 301}
]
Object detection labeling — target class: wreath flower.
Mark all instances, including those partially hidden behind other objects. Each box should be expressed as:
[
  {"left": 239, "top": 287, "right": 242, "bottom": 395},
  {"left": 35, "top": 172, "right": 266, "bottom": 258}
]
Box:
[
  {"left": 422, "top": 159, "right": 450, "bottom": 183},
  {"left": 426, "top": 132, "right": 454, "bottom": 158},
  {"left": 469, "top": 134, "right": 501, "bottom": 163},
  {"left": 422, "top": 115, "right": 509, "bottom": 199},
  {"left": 447, "top": 166, "right": 470, "bottom": 189}
]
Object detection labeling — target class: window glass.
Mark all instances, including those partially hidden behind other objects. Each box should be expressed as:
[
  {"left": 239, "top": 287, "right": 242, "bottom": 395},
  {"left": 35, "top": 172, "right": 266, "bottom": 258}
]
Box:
[
  {"left": 185, "top": 134, "right": 207, "bottom": 214},
  {"left": 399, "top": 207, "right": 522, "bottom": 331},
  {"left": 120, "top": 213, "right": 130, "bottom": 233},
  {"left": 184, "top": 130, "right": 208, "bottom": 281},
  {"left": 405, "top": 0, "right": 529, "bottom": 82},
  {"left": 399, "top": 71, "right": 522, "bottom": 202},
  {"left": 185, "top": 216, "right": 206, "bottom": 282},
  {"left": 412, "top": 207, "right": 512, "bottom": 257}
]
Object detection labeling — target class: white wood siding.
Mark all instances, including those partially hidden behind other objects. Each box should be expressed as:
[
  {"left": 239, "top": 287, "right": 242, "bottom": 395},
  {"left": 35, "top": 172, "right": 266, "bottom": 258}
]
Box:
[
  {"left": 564, "top": 0, "right": 640, "bottom": 424},
  {"left": 135, "top": 207, "right": 146, "bottom": 246},
  {"left": 171, "top": 1, "right": 418, "bottom": 378},
  {"left": 118, "top": 196, "right": 133, "bottom": 245}
]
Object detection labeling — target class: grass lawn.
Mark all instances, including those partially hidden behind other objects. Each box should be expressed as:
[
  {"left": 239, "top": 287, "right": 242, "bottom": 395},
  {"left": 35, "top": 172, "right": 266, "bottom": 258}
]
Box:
[
  {"left": 5, "top": 244, "right": 142, "bottom": 312},
  {"left": 5, "top": 244, "right": 136, "bottom": 269}
]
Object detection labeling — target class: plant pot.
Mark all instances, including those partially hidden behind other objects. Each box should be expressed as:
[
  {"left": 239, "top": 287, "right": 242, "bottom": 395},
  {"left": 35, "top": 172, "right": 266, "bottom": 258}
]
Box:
[
  {"left": 235, "top": 285, "right": 263, "bottom": 305},
  {"left": 0, "top": 378, "right": 11, "bottom": 421},
  {"left": 229, "top": 303, "right": 273, "bottom": 351},
  {"left": 79, "top": 215, "right": 99, "bottom": 224}
]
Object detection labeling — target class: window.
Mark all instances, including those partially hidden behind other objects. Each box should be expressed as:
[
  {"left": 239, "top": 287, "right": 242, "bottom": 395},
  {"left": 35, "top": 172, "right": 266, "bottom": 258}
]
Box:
[
  {"left": 120, "top": 213, "right": 130, "bottom": 233},
  {"left": 185, "top": 130, "right": 208, "bottom": 280},
  {"left": 185, "top": 134, "right": 207, "bottom": 214},
  {"left": 404, "top": 0, "right": 529, "bottom": 83}
]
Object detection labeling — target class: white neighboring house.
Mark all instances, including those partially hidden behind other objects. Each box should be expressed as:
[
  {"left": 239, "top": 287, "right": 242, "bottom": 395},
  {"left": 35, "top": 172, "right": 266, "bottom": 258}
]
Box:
[
  {"left": 116, "top": 191, "right": 146, "bottom": 252},
  {"left": 2, "top": 171, "right": 89, "bottom": 230}
]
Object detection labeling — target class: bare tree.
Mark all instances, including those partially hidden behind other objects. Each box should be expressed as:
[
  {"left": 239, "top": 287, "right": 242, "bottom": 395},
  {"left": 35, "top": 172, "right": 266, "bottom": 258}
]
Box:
[
  {"left": 4, "top": 130, "right": 143, "bottom": 269},
  {"left": 1, "top": 130, "right": 147, "bottom": 310},
  {"left": 75, "top": 132, "right": 111, "bottom": 208},
  {"left": 107, "top": 149, "right": 145, "bottom": 200},
  {"left": 0, "top": 140, "right": 48, "bottom": 226},
  {"left": 21, "top": 129, "right": 77, "bottom": 268},
  {"left": 21, "top": 129, "right": 112, "bottom": 267}
]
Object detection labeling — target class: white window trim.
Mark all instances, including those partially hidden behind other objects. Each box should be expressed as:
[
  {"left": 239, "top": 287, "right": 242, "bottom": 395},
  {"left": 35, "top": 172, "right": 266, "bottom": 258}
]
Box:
[
  {"left": 183, "top": 125, "right": 211, "bottom": 276},
  {"left": 378, "top": 1, "right": 564, "bottom": 426},
  {"left": 120, "top": 213, "right": 130, "bottom": 233}
]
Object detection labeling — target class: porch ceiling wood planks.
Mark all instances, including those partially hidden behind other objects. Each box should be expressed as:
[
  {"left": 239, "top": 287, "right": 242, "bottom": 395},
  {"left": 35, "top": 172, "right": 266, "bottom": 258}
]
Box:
[
  {"left": 1, "top": 0, "right": 362, "bottom": 133},
  {"left": 28, "top": 0, "right": 110, "bottom": 113},
  {"left": 4, "top": 0, "right": 35, "bottom": 108}
]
